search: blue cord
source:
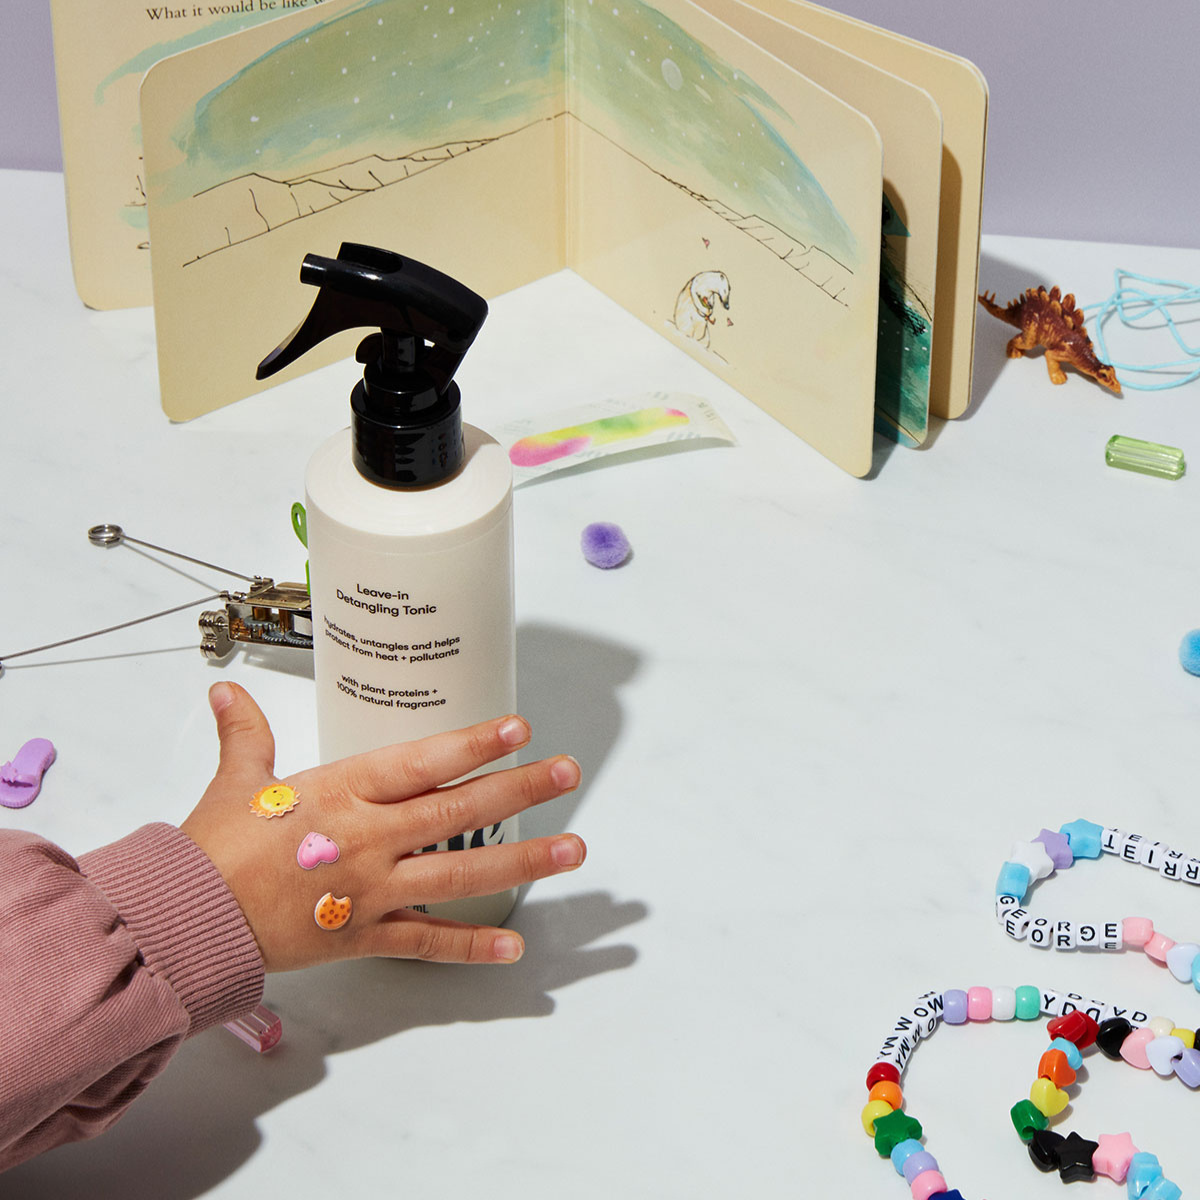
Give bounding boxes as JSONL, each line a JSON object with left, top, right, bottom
{"left": 1081, "top": 269, "right": 1200, "bottom": 391}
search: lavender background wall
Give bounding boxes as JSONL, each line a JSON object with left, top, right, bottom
{"left": 2, "top": 0, "right": 1196, "bottom": 247}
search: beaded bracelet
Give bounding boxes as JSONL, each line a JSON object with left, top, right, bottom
{"left": 862, "top": 986, "right": 1186, "bottom": 1198}
{"left": 994, "top": 820, "right": 1200, "bottom": 990}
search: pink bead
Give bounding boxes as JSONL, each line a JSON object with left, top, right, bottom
{"left": 967, "top": 987, "right": 992, "bottom": 1021}
{"left": 1123, "top": 916, "right": 1152, "bottom": 945}
{"left": 1145, "top": 931, "right": 1176, "bottom": 963}
{"left": 910, "top": 1169, "right": 948, "bottom": 1200}
{"left": 1120, "top": 1026, "right": 1155, "bottom": 1070}
{"left": 1093, "top": 1132, "right": 1139, "bottom": 1182}
{"left": 1123, "top": 917, "right": 1154, "bottom": 947}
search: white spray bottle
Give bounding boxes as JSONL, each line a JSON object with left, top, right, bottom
{"left": 258, "top": 244, "right": 517, "bottom": 926}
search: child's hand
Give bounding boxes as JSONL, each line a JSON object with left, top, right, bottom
{"left": 181, "top": 682, "right": 585, "bottom": 972}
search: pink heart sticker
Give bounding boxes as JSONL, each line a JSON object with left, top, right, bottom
{"left": 297, "top": 831, "right": 340, "bottom": 870}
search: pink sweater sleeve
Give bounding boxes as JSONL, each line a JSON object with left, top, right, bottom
{"left": 0, "top": 823, "right": 264, "bottom": 1171}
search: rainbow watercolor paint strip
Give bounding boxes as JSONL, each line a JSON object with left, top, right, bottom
{"left": 497, "top": 394, "right": 735, "bottom": 484}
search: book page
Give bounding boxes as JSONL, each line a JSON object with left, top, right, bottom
{"left": 567, "top": 0, "right": 883, "bottom": 476}
{"left": 141, "top": 0, "right": 567, "bottom": 419}
{"left": 48, "top": 0, "right": 345, "bottom": 310}
{"left": 764, "top": 0, "right": 987, "bottom": 420}
{"left": 694, "top": 0, "right": 941, "bottom": 447}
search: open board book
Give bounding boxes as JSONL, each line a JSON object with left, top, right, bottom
{"left": 49, "top": 0, "right": 986, "bottom": 475}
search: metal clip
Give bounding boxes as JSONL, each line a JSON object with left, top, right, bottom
{"left": 199, "top": 581, "right": 314, "bottom": 659}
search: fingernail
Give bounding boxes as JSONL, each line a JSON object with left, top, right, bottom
{"left": 497, "top": 716, "right": 530, "bottom": 747}
{"left": 494, "top": 933, "right": 524, "bottom": 962}
{"left": 551, "top": 835, "right": 585, "bottom": 869}
{"left": 550, "top": 756, "right": 581, "bottom": 791}
{"left": 209, "top": 682, "right": 235, "bottom": 714}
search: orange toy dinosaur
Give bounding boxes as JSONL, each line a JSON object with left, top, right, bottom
{"left": 978, "top": 285, "right": 1121, "bottom": 393}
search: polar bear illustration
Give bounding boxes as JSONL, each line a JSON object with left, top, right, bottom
{"left": 673, "top": 270, "right": 731, "bottom": 350}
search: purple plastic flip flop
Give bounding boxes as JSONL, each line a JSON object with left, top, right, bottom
{"left": 0, "top": 738, "right": 56, "bottom": 809}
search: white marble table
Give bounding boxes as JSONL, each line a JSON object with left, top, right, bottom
{"left": 3, "top": 166, "right": 1200, "bottom": 1198}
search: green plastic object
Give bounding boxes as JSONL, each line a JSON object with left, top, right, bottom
{"left": 1105, "top": 434, "right": 1186, "bottom": 480}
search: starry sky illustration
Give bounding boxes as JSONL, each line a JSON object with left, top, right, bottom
{"left": 163, "top": 0, "right": 856, "bottom": 261}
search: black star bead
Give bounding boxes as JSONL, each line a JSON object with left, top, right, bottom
{"left": 1028, "top": 1129, "right": 1065, "bottom": 1172}
{"left": 1095, "top": 1017, "right": 1133, "bottom": 1060}
{"left": 1057, "top": 1131, "right": 1098, "bottom": 1183}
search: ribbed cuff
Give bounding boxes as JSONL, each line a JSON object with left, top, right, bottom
{"left": 79, "top": 824, "right": 265, "bottom": 1036}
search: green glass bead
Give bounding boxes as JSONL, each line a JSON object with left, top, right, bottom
{"left": 1105, "top": 435, "right": 1186, "bottom": 480}
{"left": 1010, "top": 1098, "right": 1049, "bottom": 1142}
{"left": 872, "top": 1108, "right": 923, "bottom": 1157}
{"left": 1014, "top": 986, "right": 1041, "bottom": 1020}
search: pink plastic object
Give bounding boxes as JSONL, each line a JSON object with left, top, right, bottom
{"left": 296, "top": 831, "right": 340, "bottom": 869}
{"left": 0, "top": 738, "right": 56, "bottom": 809}
{"left": 223, "top": 1004, "right": 283, "bottom": 1053}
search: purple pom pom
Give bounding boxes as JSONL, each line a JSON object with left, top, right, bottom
{"left": 581, "top": 522, "right": 631, "bottom": 569}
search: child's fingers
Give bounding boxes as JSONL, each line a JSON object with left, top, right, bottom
{"left": 209, "top": 682, "right": 276, "bottom": 782}
{"left": 329, "top": 714, "right": 533, "bottom": 804}
{"left": 390, "top": 834, "right": 587, "bottom": 908}
{"left": 366, "top": 911, "right": 528, "bottom": 964}
{"left": 393, "top": 755, "right": 580, "bottom": 855}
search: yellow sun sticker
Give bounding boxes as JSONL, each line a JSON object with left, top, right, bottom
{"left": 249, "top": 783, "right": 300, "bottom": 819}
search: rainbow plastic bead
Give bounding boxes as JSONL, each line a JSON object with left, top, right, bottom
{"left": 1009, "top": 840, "right": 1056, "bottom": 880}
{"left": 1144, "top": 932, "right": 1176, "bottom": 964}
{"left": 1093, "top": 1132, "right": 1139, "bottom": 1182}
{"left": 1037, "top": 1047, "right": 1076, "bottom": 1087}
{"left": 1060, "top": 819, "right": 1103, "bottom": 858}
{"left": 889, "top": 1138, "right": 924, "bottom": 1176}
{"left": 992, "top": 985, "right": 1017, "bottom": 1020}
{"left": 1120, "top": 1027, "right": 1154, "bottom": 1069}
{"left": 1047, "top": 1036, "right": 1083, "bottom": 1070}
{"left": 872, "top": 1109, "right": 922, "bottom": 1157}
{"left": 1126, "top": 1152, "right": 1163, "bottom": 1198}
{"left": 996, "top": 861, "right": 1032, "bottom": 901}
{"left": 869, "top": 1080, "right": 903, "bottom": 1108}
{"left": 1010, "top": 1098, "right": 1049, "bottom": 1141}
{"left": 1146, "top": 1016, "right": 1176, "bottom": 1038}
{"left": 1123, "top": 917, "right": 1154, "bottom": 947}
{"left": 909, "top": 1169, "right": 947, "bottom": 1200}
{"left": 1015, "top": 986, "right": 1041, "bottom": 1020}
{"left": 900, "top": 1150, "right": 938, "bottom": 1184}
{"left": 1046, "top": 1010, "right": 1098, "bottom": 1048}
{"left": 862, "top": 1099, "right": 894, "bottom": 1135}
{"left": 943, "top": 989, "right": 968, "bottom": 1024}
{"left": 1165, "top": 941, "right": 1199, "bottom": 982}
{"left": 1029, "top": 1076, "right": 1069, "bottom": 1117}
{"left": 1170, "top": 1028, "right": 1194, "bottom": 1049}
{"left": 1173, "top": 1047, "right": 1200, "bottom": 1087}
{"left": 867, "top": 1062, "right": 901, "bottom": 1090}
{"left": 967, "top": 986, "right": 991, "bottom": 1020}
{"left": 1144, "top": 1178, "right": 1183, "bottom": 1200}
{"left": 1145, "top": 1035, "right": 1185, "bottom": 1077}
